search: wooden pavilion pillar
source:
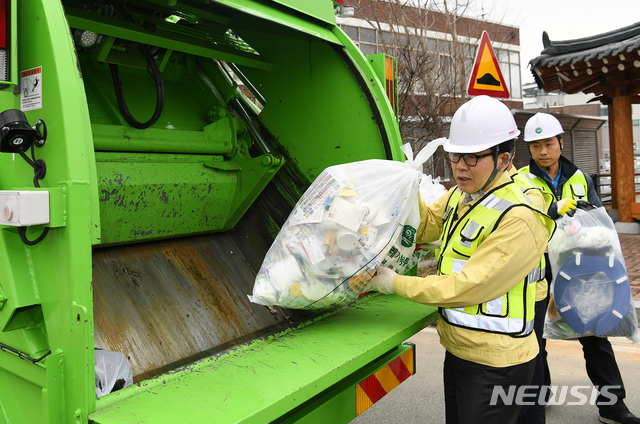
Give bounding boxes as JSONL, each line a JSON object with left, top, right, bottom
{"left": 608, "top": 105, "right": 618, "bottom": 209}
{"left": 610, "top": 92, "right": 634, "bottom": 222}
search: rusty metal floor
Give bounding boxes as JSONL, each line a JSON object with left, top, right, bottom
{"left": 92, "top": 180, "right": 313, "bottom": 381}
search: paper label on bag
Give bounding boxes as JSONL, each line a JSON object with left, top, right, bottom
{"left": 301, "top": 237, "right": 326, "bottom": 265}
{"left": 289, "top": 171, "right": 342, "bottom": 226}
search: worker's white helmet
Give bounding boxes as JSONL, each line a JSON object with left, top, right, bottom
{"left": 523, "top": 112, "right": 564, "bottom": 142}
{"left": 444, "top": 95, "right": 520, "bottom": 154}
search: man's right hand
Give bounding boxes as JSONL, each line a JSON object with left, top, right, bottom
{"left": 368, "top": 266, "right": 396, "bottom": 294}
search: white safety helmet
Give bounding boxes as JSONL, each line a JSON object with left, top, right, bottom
{"left": 444, "top": 95, "right": 520, "bottom": 154}
{"left": 523, "top": 112, "right": 564, "bottom": 142}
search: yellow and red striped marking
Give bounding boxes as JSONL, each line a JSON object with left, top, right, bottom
{"left": 356, "top": 348, "right": 414, "bottom": 415}
{"left": 385, "top": 56, "right": 396, "bottom": 110}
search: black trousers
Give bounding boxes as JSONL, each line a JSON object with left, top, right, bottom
{"left": 517, "top": 300, "right": 628, "bottom": 424}
{"left": 579, "top": 335, "right": 628, "bottom": 415}
{"left": 444, "top": 350, "right": 536, "bottom": 424}
{"left": 516, "top": 296, "right": 551, "bottom": 424}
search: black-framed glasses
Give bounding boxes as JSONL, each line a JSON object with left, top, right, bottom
{"left": 447, "top": 152, "right": 493, "bottom": 166}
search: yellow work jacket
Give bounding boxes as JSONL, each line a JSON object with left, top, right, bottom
{"left": 437, "top": 182, "right": 555, "bottom": 336}
{"left": 394, "top": 172, "right": 555, "bottom": 367}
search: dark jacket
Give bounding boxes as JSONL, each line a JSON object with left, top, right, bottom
{"left": 528, "top": 156, "right": 602, "bottom": 219}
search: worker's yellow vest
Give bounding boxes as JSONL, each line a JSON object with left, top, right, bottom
{"left": 518, "top": 165, "right": 589, "bottom": 203}
{"left": 512, "top": 172, "right": 554, "bottom": 208}
{"left": 511, "top": 172, "right": 551, "bottom": 294}
{"left": 437, "top": 182, "right": 555, "bottom": 336}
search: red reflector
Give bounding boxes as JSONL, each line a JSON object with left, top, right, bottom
{"left": 356, "top": 346, "right": 415, "bottom": 415}
{"left": 388, "top": 355, "right": 411, "bottom": 383}
{"left": 358, "top": 374, "right": 387, "bottom": 404}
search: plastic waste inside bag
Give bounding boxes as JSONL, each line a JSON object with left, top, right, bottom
{"left": 95, "top": 348, "right": 134, "bottom": 398}
{"left": 249, "top": 139, "right": 447, "bottom": 310}
{"left": 544, "top": 204, "right": 639, "bottom": 343}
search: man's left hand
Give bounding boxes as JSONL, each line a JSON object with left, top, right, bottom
{"left": 557, "top": 198, "right": 577, "bottom": 216}
{"left": 368, "top": 266, "right": 396, "bottom": 294}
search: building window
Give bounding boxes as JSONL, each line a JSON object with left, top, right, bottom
{"left": 496, "top": 49, "right": 521, "bottom": 99}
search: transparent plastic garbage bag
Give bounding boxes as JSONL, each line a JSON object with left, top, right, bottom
{"left": 544, "top": 204, "right": 639, "bottom": 343}
{"left": 249, "top": 139, "right": 447, "bottom": 310}
{"left": 95, "top": 349, "right": 134, "bottom": 398}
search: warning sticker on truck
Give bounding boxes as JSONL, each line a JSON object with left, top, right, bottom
{"left": 20, "top": 67, "right": 42, "bottom": 111}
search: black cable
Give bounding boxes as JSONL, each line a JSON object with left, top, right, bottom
{"left": 19, "top": 147, "right": 45, "bottom": 188}
{"left": 17, "top": 144, "right": 48, "bottom": 245}
{"left": 0, "top": 342, "right": 51, "bottom": 363}
{"left": 17, "top": 226, "right": 50, "bottom": 246}
{"left": 110, "top": 43, "right": 165, "bottom": 129}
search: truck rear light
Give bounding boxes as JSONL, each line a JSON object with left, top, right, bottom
{"left": 0, "top": 0, "right": 8, "bottom": 81}
{"left": 356, "top": 343, "right": 415, "bottom": 415}
{"left": 73, "top": 29, "right": 100, "bottom": 48}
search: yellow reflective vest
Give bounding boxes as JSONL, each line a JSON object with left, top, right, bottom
{"left": 511, "top": 170, "right": 552, "bottom": 301}
{"left": 437, "top": 182, "right": 555, "bottom": 336}
{"left": 517, "top": 165, "right": 589, "bottom": 203}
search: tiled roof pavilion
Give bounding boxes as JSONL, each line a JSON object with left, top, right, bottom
{"left": 529, "top": 22, "right": 640, "bottom": 224}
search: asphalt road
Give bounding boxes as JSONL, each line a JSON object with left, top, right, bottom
{"left": 351, "top": 325, "right": 640, "bottom": 424}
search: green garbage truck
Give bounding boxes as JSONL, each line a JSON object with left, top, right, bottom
{"left": 0, "top": 0, "right": 438, "bottom": 422}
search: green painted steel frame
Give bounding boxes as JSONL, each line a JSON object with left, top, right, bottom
{"left": 0, "top": 1, "right": 423, "bottom": 423}
{"left": 275, "top": 343, "right": 416, "bottom": 424}
{"left": 0, "top": 1, "right": 97, "bottom": 423}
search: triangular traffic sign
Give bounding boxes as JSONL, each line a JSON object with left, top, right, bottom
{"left": 467, "top": 31, "right": 510, "bottom": 98}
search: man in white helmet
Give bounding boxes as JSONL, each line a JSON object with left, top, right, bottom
{"left": 519, "top": 112, "right": 601, "bottom": 218}
{"left": 368, "top": 96, "right": 555, "bottom": 424}
{"left": 517, "top": 112, "right": 639, "bottom": 424}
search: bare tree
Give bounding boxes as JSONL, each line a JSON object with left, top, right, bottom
{"left": 348, "top": 0, "right": 518, "bottom": 180}
{"left": 354, "top": 1, "right": 474, "bottom": 149}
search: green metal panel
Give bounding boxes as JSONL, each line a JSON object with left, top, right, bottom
{"left": 277, "top": 344, "right": 415, "bottom": 424}
{"left": 89, "top": 295, "right": 437, "bottom": 424}
{"left": 270, "top": 0, "right": 337, "bottom": 25}
{"left": 65, "top": 9, "right": 272, "bottom": 71}
{"left": 227, "top": 20, "right": 399, "bottom": 181}
{"left": 212, "top": 0, "right": 342, "bottom": 43}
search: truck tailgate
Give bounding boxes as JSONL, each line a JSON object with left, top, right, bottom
{"left": 89, "top": 296, "right": 437, "bottom": 424}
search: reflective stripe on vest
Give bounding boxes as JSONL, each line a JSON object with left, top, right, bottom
{"left": 444, "top": 306, "right": 536, "bottom": 335}
{"left": 437, "top": 182, "right": 554, "bottom": 336}
{"left": 517, "top": 166, "right": 589, "bottom": 203}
